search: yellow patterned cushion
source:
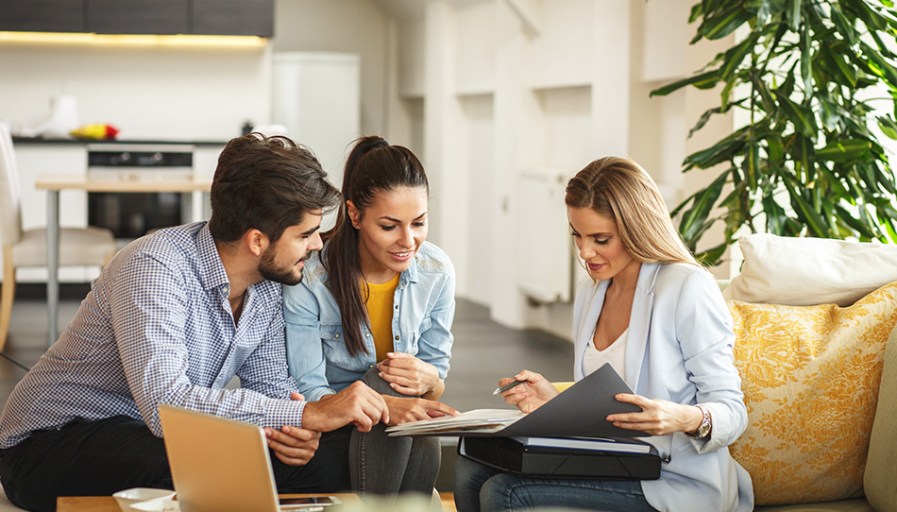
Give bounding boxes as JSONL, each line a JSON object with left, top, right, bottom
{"left": 728, "top": 281, "right": 897, "bottom": 505}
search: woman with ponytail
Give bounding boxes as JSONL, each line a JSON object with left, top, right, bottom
{"left": 283, "top": 136, "right": 457, "bottom": 498}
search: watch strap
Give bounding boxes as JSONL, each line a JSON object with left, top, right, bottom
{"left": 693, "top": 404, "right": 712, "bottom": 439}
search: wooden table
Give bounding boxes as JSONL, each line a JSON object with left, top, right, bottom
{"left": 34, "top": 173, "right": 211, "bottom": 344}
{"left": 57, "top": 493, "right": 362, "bottom": 511}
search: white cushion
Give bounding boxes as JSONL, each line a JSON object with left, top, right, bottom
{"left": 11, "top": 227, "right": 117, "bottom": 267}
{"left": 724, "top": 233, "right": 897, "bottom": 306}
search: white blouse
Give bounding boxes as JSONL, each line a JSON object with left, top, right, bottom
{"left": 582, "top": 328, "right": 628, "bottom": 380}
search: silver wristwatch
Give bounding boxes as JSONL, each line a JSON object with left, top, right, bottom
{"left": 691, "top": 405, "right": 712, "bottom": 439}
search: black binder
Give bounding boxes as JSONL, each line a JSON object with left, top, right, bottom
{"left": 459, "top": 436, "right": 662, "bottom": 480}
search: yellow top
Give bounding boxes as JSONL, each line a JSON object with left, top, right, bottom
{"left": 364, "top": 273, "right": 401, "bottom": 362}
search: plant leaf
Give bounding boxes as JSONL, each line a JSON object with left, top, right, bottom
{"left": 859, "top": 41, "right": 897, "bottom": 87}
{"left": 761, "top": 193, "right": 788, "bottom": 234}
{"left": 833, "top": 203, "right": 878, "bottom": 238}
{"left": 821, "top": 43, "right": 858, "bottom": 87}
{"left": 782, "top": 175, "right": 830, "bottom": 237}
{"left": 785, "top": 0, "right": 801, "bottom": 31}
{"left": 815, "top": 139, "right": 872, "bottom": 162}
{"left": 682, "top": 131, "right": 746, "bottom": 170}
{"left": 721, "top": 33, "right": 758, "bottom": 80}
{"left": 650, "top": 69, "right": 721, "bottom": 97}
{"left": 800, "top": 23, "right": 813, "bottom": 93}
{"left": 695, "top": 242, "right": 728, "bottom": 267}
{"left": 774, "top": 90, "right": 817, "bottom": 136}
{"left": 877, "top": 116, "right": 897, "bottom": 139}
{"left": 700, "top": 6, "right": 752, "bottom": 40}
{"left": 678, "top": 171, "right": 729, "bottom": 243}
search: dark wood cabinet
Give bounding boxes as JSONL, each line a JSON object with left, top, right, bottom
{"left": 0, "top": 0, "right": 84, "bottom": 33}
{"left": 86, "top": 0, "right": 189, "bottom": 35}
{"left": 0, "top": 0, "right": 273, "bottom": 37}
{"left": 191, "top": 0, "right": 273, "bottom": 37}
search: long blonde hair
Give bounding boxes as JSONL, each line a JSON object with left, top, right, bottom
{"left": 564, "top": 157, "right": 698, "bottom": 266}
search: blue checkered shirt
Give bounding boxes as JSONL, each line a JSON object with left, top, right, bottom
{"left": 0, "top": 222, "right": 306, "bottom": 449}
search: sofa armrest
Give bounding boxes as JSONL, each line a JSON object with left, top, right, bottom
{"left": 553, "top": 382, "right": 574, "bottom": 393}
{"left": 864, "top": 325, "right": 897, "bottom": 512}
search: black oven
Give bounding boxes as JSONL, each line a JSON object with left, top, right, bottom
{"left": 87, "top": 144, "right": 194, "bottom": 240}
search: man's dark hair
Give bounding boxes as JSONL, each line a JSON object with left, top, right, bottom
{"left": 209, "top": 133, "right": 341, "bottom": 243}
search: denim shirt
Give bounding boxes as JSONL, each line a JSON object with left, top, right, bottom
{"left": 283, "top": 241, "right": 456, "bottom": 402}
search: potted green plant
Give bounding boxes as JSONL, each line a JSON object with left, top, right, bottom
{"left": 651, "top": 0, "right": 897, "bottom": 265}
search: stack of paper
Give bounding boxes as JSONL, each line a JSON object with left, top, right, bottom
{"left": 386, "top": 409, "right": 524, "bottom": 436}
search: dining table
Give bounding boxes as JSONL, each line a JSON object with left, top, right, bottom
{"left": 35, "top": 173, "right": 211, "bottom": 345}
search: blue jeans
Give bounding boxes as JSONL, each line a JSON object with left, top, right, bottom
{"left": 454, "top": 456, "right": 658, "bottom": 512}
{"left": 348, "top": 368, "right": 440, "bottom": 496}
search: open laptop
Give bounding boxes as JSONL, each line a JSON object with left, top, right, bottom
{"left": 158, "top": 404, "right": 339, "bottom": 512}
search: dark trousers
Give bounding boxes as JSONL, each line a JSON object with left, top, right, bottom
{"left": 0, "top": 415, "right": 349, "bottom": 512}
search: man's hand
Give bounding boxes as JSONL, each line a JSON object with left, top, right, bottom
{"left": 499, "top": 369, "right": 559, "bottom": 413}
{"left": 301, "top": 381, "right": 389, "bottom": 432}
{"left": 264, "top": 426, "right": 320, "bottom": 466}
{"left": 383, "top": 394, "right": 458, "bottom": 426}
{"left": 377, "top": 352, "right": 441, "bottom": 398}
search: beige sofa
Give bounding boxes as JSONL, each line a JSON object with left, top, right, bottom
{"left": 720, "top": 234, "right": 897, "bottom": 511}
{"left": 754, "top": 327, "right": 897, "bottom": 511}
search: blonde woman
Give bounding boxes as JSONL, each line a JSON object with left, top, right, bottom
{"left": 454, "top": 157, "right": 753, "bottom": 512}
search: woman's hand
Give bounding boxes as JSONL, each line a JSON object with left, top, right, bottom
{"left": 499, "top": 370, "right": 559, "bottom": 413}
{"left": 382, "top": 394, "right": 458, "bottom": 426}
{"left": 377, "top": 352, "right": 441, "bottom": 397}
{"left": 606, "top": 394, "right": 704, "bottom": 436}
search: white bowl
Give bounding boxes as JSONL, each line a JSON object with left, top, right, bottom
{"left": 129, "top": 498, "right": 180, "bottom": 511}
{"left": 112, "top": 488, "right": 176, "bottom": 512}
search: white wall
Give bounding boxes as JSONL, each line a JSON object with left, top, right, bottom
{"left": 0, "top": 0, "right": 392, "bottom": 142}
{"left": 0, "top": 43, "right": 271, "bottom": 141}
{"left": 273, "top": 0, "right": 390, "bottom": 137}
{"left": 391, "top": 0, "right": 735, "bottom": 340}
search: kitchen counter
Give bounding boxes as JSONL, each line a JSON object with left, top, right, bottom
{"left": 12, "top": 136, "right": 230, "bottom": 147}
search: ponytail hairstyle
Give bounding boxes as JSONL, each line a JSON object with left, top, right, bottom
{"left": 322, "top": 136, "right": 429, "bottom": 356}
{"left": 565, "top": 157, "right": 698, "bottom": 266}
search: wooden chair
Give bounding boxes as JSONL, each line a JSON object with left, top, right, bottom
{"left": 0, "top": 125, "right": 117, "bottom": 351}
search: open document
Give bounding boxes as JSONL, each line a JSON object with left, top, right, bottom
{"left": 387, "top": 363, "right": 649, "bottom": 438}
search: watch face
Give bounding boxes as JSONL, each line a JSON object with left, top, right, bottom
{"left": 696, "top": 405, "right": 711, "bottom": 438}
{"left": 698, "top": 422, "right": 711, "bottom": 438}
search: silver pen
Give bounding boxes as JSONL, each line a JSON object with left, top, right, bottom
{"left": 492, "top": 380, "right": 526, "bottom": 395}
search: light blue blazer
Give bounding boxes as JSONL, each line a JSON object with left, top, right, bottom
{"left": 572, "top": 262, "right": 753, "bottom": 512}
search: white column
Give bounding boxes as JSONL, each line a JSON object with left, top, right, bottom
{"left": 487, "top": 0, "right": 541, "bottom": 328}
{"left": 590, "top": 0, "right": 631, "bottom": 158}
{"left": 423, "top": 1, "right": 471, "bottom": 295}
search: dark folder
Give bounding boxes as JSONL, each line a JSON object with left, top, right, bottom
{"left": 495, "top": 363, "right": 645, "bottom": 438}
{"left": 387, "top": 363, "right": 650, "bottom": 439}
{"left": 459, "top": 436, "right": 662, "bottom": 480}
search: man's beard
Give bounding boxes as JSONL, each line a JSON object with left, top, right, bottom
{"left": 258, "top": 245, "right": 305, "bottom": 286}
